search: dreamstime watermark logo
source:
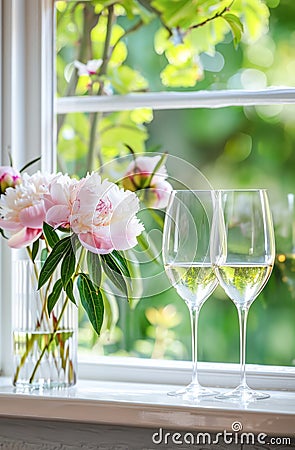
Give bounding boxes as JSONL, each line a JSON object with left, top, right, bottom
{"left": 151, "top": 422, "right": 292, "bottom": 446}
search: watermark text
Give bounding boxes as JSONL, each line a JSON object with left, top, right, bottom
{"left": 152, "top": 422, "right": 292, "bottom": 446}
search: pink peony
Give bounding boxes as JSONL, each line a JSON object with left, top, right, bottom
{"left": 45, "top": 172, "right": 144, "bottom": 254}
{"left": 122, "top": 156, "right": 173, "bottom": 209}
{"left": 0, "top": 172, "right": 52, "bottom": 248}
{"left": 43, "top": 173, "right": 78, "bottom": 229}
{"left": 0, "top": 166, "right": 21, "bottom": 195}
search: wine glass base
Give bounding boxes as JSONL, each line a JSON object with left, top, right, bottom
{"left": 168, "top": 383, "right": 217, "bottom": 400}
{"left": 215, "top": 384, "right": 270, "bottom": 403}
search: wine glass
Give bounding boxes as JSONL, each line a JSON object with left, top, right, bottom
{"left": 211, "top": 189, "right": 275, "bottom": 402}
{"left": 162, "top": 190, "right": 218, "bottom": 400}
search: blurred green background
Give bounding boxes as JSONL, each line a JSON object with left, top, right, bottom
{"left": 55, "top": 0, "right": 295, "bottom": 366}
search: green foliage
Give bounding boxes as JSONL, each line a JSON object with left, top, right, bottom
{"left": 31, "top": 239, "right": 39, "bottom": 263}
{"left": 101, "top": 253, "right": 129, "bottom": 298}
{"left": 87, "top": 251, "right": 102, "bottom": 289}
{"left": 61, "top": 245, "right": 76, "bottom": 288}
{"left": 38, "top": 236, "right": 72, "bottom": 289}
{"left": 223, "top": 14, "right": 244, "bottom": 47}
{"left": 107, "top": 66, "right": 148, "bottom": 94}
{"left": 0, "top": 228, "right": 7, "bottom": 239}
{"left": 40, "top": 221, "right": 135, "bottom": 335}
{"left": 43, "top": 223, "right": 59, "bottom": 249}
{"left": 47, "top": 279, "right": 63, "bottom": 315}
{"left": 65, "top": 278, "right": 76, "bottom": 305}
{"left": 77, "top": 273, "right": 105, "bottom": 335}
{"left": 56, "top": 0, "right": 270, "bottom": 175}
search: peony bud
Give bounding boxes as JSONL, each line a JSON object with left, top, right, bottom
{"left": 0, "top": 166, "right": 21, "bottom": 195}
{"left": 140, "top": 180, "right": 173, "bottom": 209}
{"left": 122, "top": 156, "right": 173, "bottom": 209}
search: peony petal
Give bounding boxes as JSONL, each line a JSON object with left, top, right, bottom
{"left": 109, "top": 218, "right": 144, "bottom": 250}
{"left": 19, "top": 203, "right": 46, "bottom": 229}
{"left": 50, "top": 181, "right": 68, "bottom": 204}
{"left": 46, "top": 205, "right": 70, "bottom": 229}
{"left": 0, "top": 218, "right": 22, "bottom": 232}
{"left": 110, "top": 190, "right": 140, "bottom": 221}
{"left": 7, "top": 227, "right": 42, "bottom": 249}
{"left": 150, "top": 180, "right": 173, "bottom": 209}
{"left": 124, "top": 156, "right": 168, "bottom": 186}
{"left": 43, "top": 194, "right": 56, "bottom": 212}
{"left": 78, "top": 230, "right": 114, "bottom": 255}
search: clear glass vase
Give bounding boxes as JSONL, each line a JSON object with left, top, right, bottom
{"left": 12, "top": 259, "right": 78, "bottom": 390}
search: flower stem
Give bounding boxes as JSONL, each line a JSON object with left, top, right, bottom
{"left": 27, "top": 247, "right": 54, "bottom": 329}
{"left": 13, "top": 334, "right": 36, "bottom": 385}
{"left": 27, "top": 248, "right": 85, "bottom": 385}
{"left": 28, "top": 297, "right": 70, "bottom": 384}
{"left": 13, "top": 250, "right": 60, "bottom": 385}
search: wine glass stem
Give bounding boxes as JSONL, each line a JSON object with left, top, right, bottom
{"left": 238, "top": 306, "right": 249, "bottom": 388}
{"left": 190, "top": 307, "right": 200, "bottom": 385}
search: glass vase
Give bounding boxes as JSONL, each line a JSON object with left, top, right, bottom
{"left": 12, "top": 259, "right": 78, "bottom": 390}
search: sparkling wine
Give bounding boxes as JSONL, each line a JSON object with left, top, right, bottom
{"left": 165, "top": 262, "right": 217, "bottom": 308}
{"left": 216, "top": 264, "right": 273, "bottom": 307}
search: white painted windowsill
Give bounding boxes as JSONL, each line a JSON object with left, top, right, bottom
{"left": 0, "top": 376, "right": 294, "bottom": 438}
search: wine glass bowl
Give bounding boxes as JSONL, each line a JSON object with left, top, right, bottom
{"left": 211, "top": 189, "right": 275, "bottom": 402}
{"left": 162, "top": 190, "right": 218, "bottom": 400}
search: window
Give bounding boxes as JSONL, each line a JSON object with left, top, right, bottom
{"left": 1, "top": 0, "right": 295, "bottom": 387}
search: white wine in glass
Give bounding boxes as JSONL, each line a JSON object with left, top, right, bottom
{"left": 211, "top": 189, "right": 275, "bottom": 402}
{"left": 162, "top": 190, "right": 218, "bottom": 400}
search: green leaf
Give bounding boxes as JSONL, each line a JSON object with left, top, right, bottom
{"left": 99, "top": 111, "right": 148, "bottom": 156}
{"left": 41, "top": 248, "right": 49, "bottom": 266}
{"left": 43, "top": 222, "right": 59, "bottom": 249}
{"left": 223, "top": 13, "right": 244, "bottom": 47}
{"left": 101, "top": 255, "right": 129, "bottom": 298}
{"left": 107, "top": 65, "right": 148, "bottom": 94}
{"left": 38, "top": 236, "right": 72, "bottom": 289}
{"left": 241, "top": 0, "right": 269, "bottom": 43}
{"left": 65, "top": 278, "right": 76, "bottom": 305}
{"left": 31, "top": 239, "right": 40, "bottom": 263}
{"left": 160, "top": 62, "right": 203, "bottom": 87}
{"left": 0, "top": 228, "right": 7, "bottom": 239}
{"left": 87, "top": 251, "right": 102, "bottom": 289}
{"left": 109, "top": 250, "right": 131, "bottom": 278}
{"left": 19, "top": 156, "right": 41, "bottom": 173}
{"left": 47, "top": 279, "right": 63, "bottom": 315}
{"left": 145, "top": 152, "right": 167, "bottom": 187}
{"left": 151, "top": 0, "right": 199, "bottom": 28}
{"left": 77, "top": 273, "right": 104, "bottom": 336}
{"left": 61, "top": 245, "right": 76, "bottom": 288}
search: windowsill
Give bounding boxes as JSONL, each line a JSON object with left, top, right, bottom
{"left": 0, "top": 376, "right": 294, "bottom": 436}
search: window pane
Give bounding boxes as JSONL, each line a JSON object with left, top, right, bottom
{"left": 56, "top": 1, "right": 295, "bottom": 98}
{"left": 55, "top": 1, "right": 295, "bottom": 367}
{"left": 57, "top": 105, "right": 295, "bottom": 366}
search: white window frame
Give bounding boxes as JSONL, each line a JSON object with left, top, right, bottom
{"left": 1, "top": 0, "right": 295, "bottom": 391}
{"left": 0, "top": 0, "right": 54, "bottom": 375}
